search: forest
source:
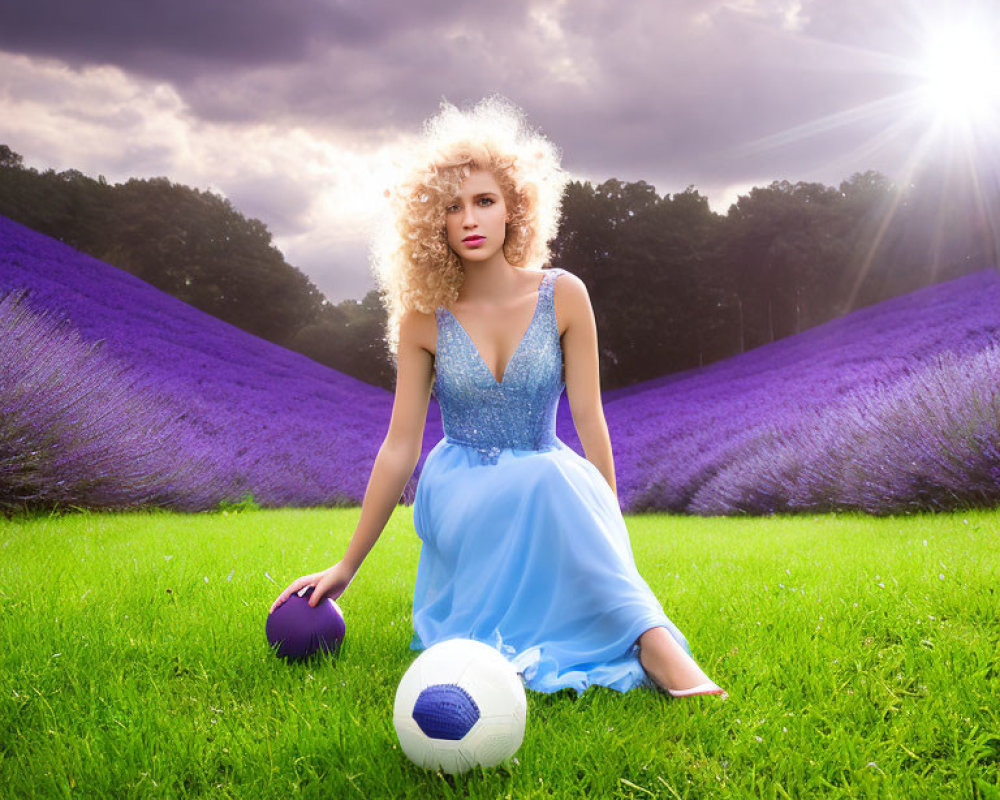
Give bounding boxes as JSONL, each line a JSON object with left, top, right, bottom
{"left": 1, "top": 144, "right": 995, "bottom": 391}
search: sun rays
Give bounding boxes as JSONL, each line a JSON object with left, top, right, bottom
{"left": 725, "top": 3, "right": 1000, "bottom": 307}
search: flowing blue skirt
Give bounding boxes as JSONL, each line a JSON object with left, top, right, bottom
{"left": 410, "top": 436, "right": 691, "bottom": 696}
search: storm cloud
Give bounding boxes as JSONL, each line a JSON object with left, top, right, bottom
{"left": 1, "top": 0, "right": 995, "bottom": 300}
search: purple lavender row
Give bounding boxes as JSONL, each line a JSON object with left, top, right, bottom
{"left": 0, "top": 288, "right": 228, "bottom": 512}
{"left": 2, "top": 212, "right": 998, "bottom": 514}
{"left": 593, "top": 267, "right": 1000, "bottom": 512}
{"left": 0, "top": 214, "right": 420, "bottom": 512}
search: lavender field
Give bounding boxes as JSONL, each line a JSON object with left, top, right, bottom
{"left": 603, "top": 267, "right": 1000, "bottom": 514}
{"left": 1, "top": 213, "right": 998, "bottom": 515}
{"left": 1, "top": 214, "right": 397, "bottom": 513}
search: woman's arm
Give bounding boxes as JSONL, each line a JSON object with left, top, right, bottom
{"left": 557, "top": 273, "right": 618, "bottom": 499}
{"left": 341, "top": 309, "right": 436, "bottom": 573}
{"left": 270, "top": 309, "right": 435, "bottom": 611}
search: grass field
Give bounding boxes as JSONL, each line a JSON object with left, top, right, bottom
{"left": 1, "top": 506, "right": 997, "bottom": 799}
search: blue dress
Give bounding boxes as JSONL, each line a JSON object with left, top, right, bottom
{"left": 410, "top": 267, "right": 691, "bottom": 695}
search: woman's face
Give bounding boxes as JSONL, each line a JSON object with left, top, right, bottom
{"left": 443, "top": 168, "right": 509, "bottom": 263}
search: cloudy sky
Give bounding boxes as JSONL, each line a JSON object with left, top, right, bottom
{"left": 1, "top": 0, "right": 998, "bottom": 301}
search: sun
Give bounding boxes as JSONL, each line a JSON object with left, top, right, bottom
{"left": 917, "top": 22, "right": 1000, "bottom": 130}
{"left": 719, "top": 4, "right": 1000, "bottom": 310}
{"left": 725, "top": 5, "right": 1000, "bottom": 169}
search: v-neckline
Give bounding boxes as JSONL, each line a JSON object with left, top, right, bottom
{"left": 441, "top": 272, "right": 548, "bottom": 387}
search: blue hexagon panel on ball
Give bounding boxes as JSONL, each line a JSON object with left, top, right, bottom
{"left": 412, "top": 684, "right": 481, "bottom": 739}
{"left": 393, "top": 638, "right": 527, "bottom": 774}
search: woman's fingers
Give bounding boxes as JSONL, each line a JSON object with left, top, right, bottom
{"left": 270, "top": 576, "right": 312, "bottom": 614}
{"left": 268, "top": 568, "right": 342, "bottom": 612}
{"left": 307, "top": 577, "right": 326, "bottom": 606}
{"left": 309, "top": 570, "right": 343, "bottom": 606}
{"left": 269, "top": 591, "right": 288, "bottom": 615}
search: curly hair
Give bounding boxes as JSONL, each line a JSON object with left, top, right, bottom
{"left": 369, "top": 94, "right": 571, "bottom": 365}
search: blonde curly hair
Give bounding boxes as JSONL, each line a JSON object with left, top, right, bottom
{"left": 369, "top": 94, "right": 571, "bottom": 365}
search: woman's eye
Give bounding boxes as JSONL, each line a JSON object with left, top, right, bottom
{"left": 446, "top": 198, "right": 493, "bottom": 212}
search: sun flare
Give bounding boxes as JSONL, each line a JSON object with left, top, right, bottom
{"left": 726, "top": 4, "right": 1000, "bottom": 314}
{"left": 918, "top": 24, "right": 1000, "bottom": 128}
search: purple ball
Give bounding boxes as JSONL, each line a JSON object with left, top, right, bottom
{"left": 266, "top": 586, "right": 346, "bottom": 660}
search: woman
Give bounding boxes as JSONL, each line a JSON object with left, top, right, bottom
{"left": 271, "top": 95, "right": 725, "bottom": 699}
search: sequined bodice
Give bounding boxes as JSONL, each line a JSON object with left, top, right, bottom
{"left": 433, "top": 268, "right": 567, "bottom": 465}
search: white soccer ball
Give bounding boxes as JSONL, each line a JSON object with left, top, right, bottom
{"left": 393, "top": 637, "right": 527, "bottom": 774}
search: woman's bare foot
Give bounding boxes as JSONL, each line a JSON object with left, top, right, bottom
{"left": 638, "top": 627, "right": 726, "bottom": 697}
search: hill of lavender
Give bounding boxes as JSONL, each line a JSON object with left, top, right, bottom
{"left": 0, "top": 214, "right": 401, "bottom": 513}
{"left": 2, "top": 214, "right": 998, "bottom": 515}
{"left": 601, "top": 265, "right": 1000, "bottom": 513}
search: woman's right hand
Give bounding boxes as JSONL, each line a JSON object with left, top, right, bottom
{"left": 269, "top": 561, "right": 356, "bottom": 615}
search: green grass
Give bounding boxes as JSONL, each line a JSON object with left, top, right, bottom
{"left": 1, "top": 506, "right": 998, "bottom": 799}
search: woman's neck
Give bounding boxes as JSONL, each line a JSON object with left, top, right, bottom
{"left": 456, "top": 258, "right": 525, "bottom": 305}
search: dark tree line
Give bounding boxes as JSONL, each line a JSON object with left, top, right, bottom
{"left": 552, "top": 167, "right": 997, "bottom": 387}
{"left": 0, "top": 145, "right": 397, "bottom": 388}
{"left": 2, "top": 144, "right": 995, "bottom": 392}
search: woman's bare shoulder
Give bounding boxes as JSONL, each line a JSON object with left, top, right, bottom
{"left": 550, "top": 269, "right": 588, "bottom": 336}
{"left": 400, "top": 306, "right": 439, "bottom": 356}
{"left": 550, "top": 267, "right": 587, "bottom": 295}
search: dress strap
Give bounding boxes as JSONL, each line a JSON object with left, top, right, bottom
{"left": 539, "top": 268, "right": 568, "bottom": 323}
{"left": 540, "top": 267, "right": 566, "bottom": 301}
